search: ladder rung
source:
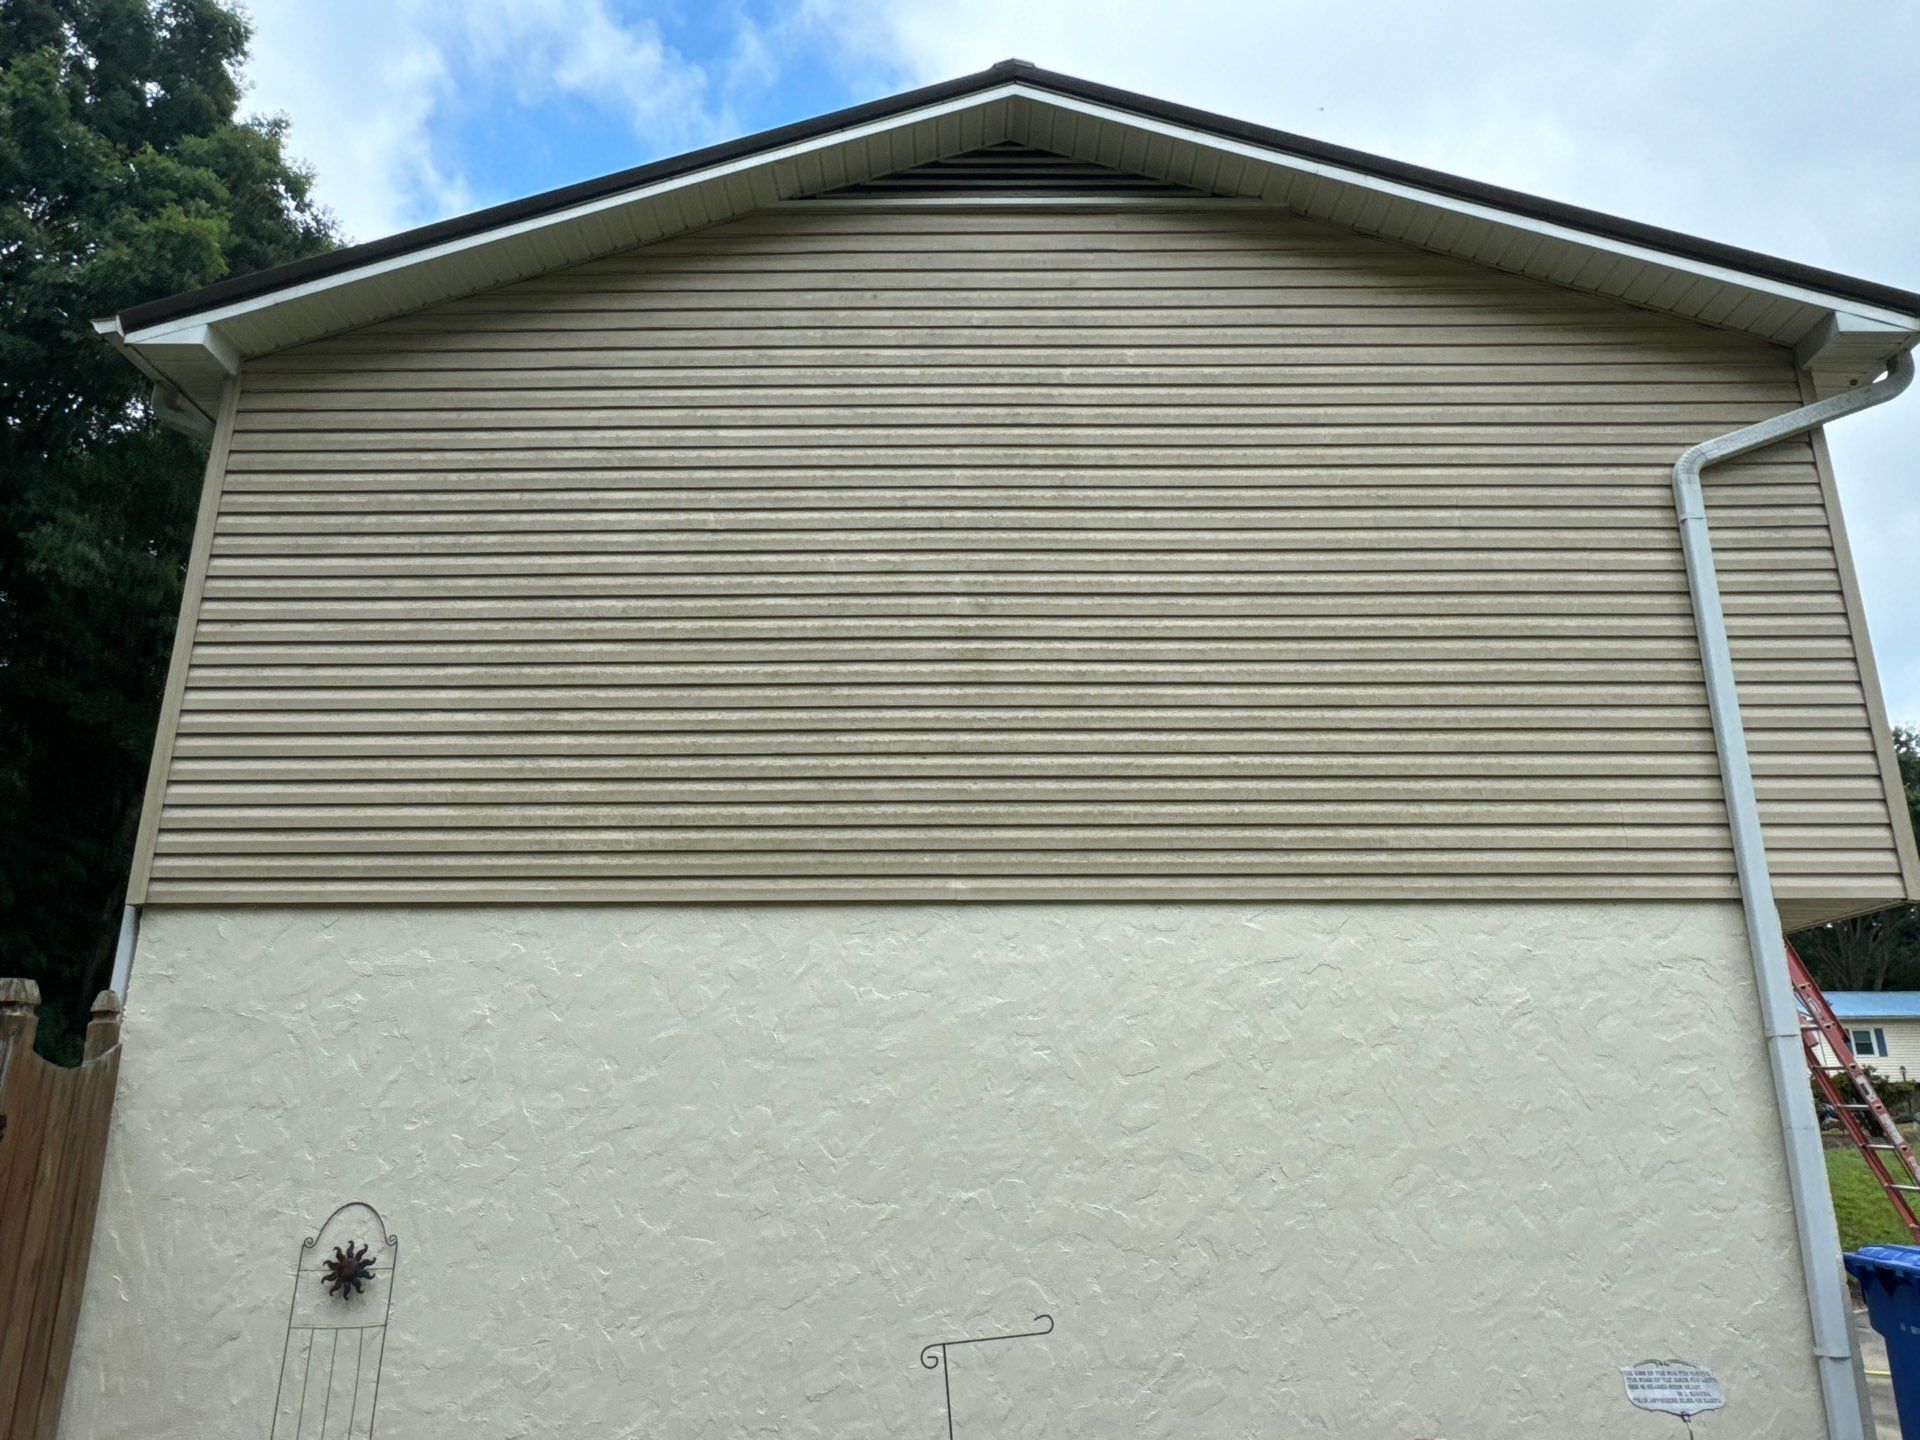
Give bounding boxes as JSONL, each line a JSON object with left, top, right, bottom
{"left": 1890, "top": 1185, "right": 1920, "bottom": 1193}
{"left": 1840, "top": 1103, "right": 1877, "bottom": 1110}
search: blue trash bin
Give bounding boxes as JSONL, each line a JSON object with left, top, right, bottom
{"left": 1846, "top": 1245, "right": 1920, "bottom": 1435}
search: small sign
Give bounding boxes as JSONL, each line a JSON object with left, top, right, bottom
{"left": 1620, "top": 1360, "right": 1725, "bottom": 1420}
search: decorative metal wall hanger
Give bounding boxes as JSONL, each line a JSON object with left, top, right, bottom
{"left": 918, "top": 1313, "right": 1055, "bottom": 1439}
{"left": 270, "top": 1202, "right": 398, "bottom": 1440}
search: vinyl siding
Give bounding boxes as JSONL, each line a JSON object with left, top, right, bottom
{"left": 1814, "top": 1019, "right": 1920, "bottom": 1082}
{"left": 133, "top": 203, "right": 1911, "bottom": 917}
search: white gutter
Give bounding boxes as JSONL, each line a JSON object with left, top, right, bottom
{"left": 1674, "top": 345, "right": 1916, "bottom": 1440}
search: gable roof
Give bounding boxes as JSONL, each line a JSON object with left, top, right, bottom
{"left": 97, "top": 58, "right": 1920, "bottom": 427}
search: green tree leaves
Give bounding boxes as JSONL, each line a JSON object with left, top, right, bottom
{"left": 0, "top": 0, "right": 335, "bottom": 1059}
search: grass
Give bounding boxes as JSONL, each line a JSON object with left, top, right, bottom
{"left": 1827, "top": 1144, "right": 1920, "bottom": 1253}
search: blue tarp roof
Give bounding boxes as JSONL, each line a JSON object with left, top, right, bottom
{"left": 1823, "top": 993, "right": 1920, "bottom": 1021}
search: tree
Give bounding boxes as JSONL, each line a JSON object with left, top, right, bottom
{"left": 0, "top": 0, "right": 335, "bottom": 1059}
{"left": 1792, "top": 726, "right": 1920, "bottom": 991}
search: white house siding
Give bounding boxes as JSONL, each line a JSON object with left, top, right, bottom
{"left": 1815, "top": 1017, "right": 1920, "bottom": 1081}
{"left": 65, "top": 900, "right": 1825, "bottom": 1438}
{"left": 132, "top": 202, "right": 1913, "bottom": 925}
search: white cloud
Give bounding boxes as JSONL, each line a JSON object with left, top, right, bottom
{"left": 425, "top": 0, "right": 722, "bottom": 145}
{"left": 237, "top": 0, "right": 729, "bottom": 242}
{"left": 238, "top": 0, "right": 462, "bottom": 239}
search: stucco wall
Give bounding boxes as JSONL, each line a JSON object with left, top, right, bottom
{"left": 65, "top": 901, "right": 1823, "bottom": 1437}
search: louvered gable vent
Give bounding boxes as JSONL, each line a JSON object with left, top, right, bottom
{"left": 810, "top": 141, "right": 1220, "bottom": 198}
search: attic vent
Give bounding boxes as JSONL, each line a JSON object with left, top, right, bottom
{"left": 812, "top": 142, "right": 1218, "bottom": 199}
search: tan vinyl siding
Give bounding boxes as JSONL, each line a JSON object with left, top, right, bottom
{"left": 132, "top": 204, "right": 1909, "bottom": 916}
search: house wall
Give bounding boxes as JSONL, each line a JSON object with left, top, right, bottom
{"left": 65, "top": 900, "right": 1827, "bottom": 1438}
{"left": 128, "top": 202, "right": 1913, "bottom": 925}
{"left": 1816, "top": 1016, "right": 1920, "bottom": 1081}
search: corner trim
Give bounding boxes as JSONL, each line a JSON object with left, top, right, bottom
{"left": 125, "top": 378, "right": 242, "bottom": 903}
{"left": 1797, "top": 368, "right": 1920, "bottom": 902}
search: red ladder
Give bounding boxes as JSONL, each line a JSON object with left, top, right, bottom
{"left": 1789, "top": 940, "right": 1920, "bottom": 1242}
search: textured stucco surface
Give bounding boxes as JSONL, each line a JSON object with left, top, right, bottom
{"left": 65, "top": 901, "right": 1824, "bottom": 1437}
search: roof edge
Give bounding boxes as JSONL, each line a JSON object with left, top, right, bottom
{"left": 1008, "top": 64, "right": 1920, "bottom": 320}
{"left": 113, "top": 57, "right": 1920, "bottom": 336}
{"left": 114, "top": 60, "right": 1033, "bottom": 334}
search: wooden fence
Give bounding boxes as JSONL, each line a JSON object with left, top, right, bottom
{"left": 0, "top": 980, "right": 124, "bottom": 1440}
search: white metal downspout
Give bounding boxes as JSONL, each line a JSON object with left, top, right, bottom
{"left": 110, "top": 903, "right": 141, "bottom": 999}
{"left": 1674, "top": 346, "right": 1915, "bottom": 1440}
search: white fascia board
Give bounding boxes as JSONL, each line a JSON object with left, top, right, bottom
{"left": 92, "top": 315, "right": 219, "bottom": 431}
{"left": 170, "top": 324, "right": 240, "bottom": 375}
{"left": 117, "top": 81, "right": 1920, "bottom": 359}
{"left": 1794, "top": 311, "right": 1918, "bottom": 369}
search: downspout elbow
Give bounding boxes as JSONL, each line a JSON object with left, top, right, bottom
{"left": 1675, "top": 348, "right": 1914, "bottom": 517}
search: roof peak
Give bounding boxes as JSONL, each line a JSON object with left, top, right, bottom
{"left": 113, "top": 59, "right": 1920, "bottom": 334}
{"left": 100, "top": 59, "right": 1920, "bottom": 424}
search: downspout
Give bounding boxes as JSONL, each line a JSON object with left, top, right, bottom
{"left": 1674, "top": 345, "right": 1915, "bottom": 1440}
{"left": 109, "top": 903, "right": 140, "bottom": 1000}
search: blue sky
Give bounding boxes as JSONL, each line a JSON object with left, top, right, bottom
{"left": 236, "top": 0, "right": 1920, "bottom": 722}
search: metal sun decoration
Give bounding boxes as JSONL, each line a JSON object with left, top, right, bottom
{"left": 322, "top": 1241, "right": 377, "bottom": 1299}
{"left": 270, "top": 1202, "right": 398, "bottom": 1440}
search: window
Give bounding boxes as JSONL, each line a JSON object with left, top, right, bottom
{"left": 1851, "top": 1028, "right": 1889, "bottom": 1058}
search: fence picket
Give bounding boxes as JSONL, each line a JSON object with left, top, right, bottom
{"left": 0, "top": 984, "right": 125, "bottom": 1439}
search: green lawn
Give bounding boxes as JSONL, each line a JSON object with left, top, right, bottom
{"left": 1827, "top": 1145, "right": 1919, "bottom": 1253}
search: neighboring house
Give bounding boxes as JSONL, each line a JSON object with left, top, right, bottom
{"left": 1818, "top": 993, "right": 1920, "bottom": 1080}
{"left": 66, "top": 62, "right": 1920, "bottom": 1440}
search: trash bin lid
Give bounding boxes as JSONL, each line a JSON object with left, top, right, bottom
{"left": 1846, "top": 1246, "right": 1920, "bottom": 1285}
